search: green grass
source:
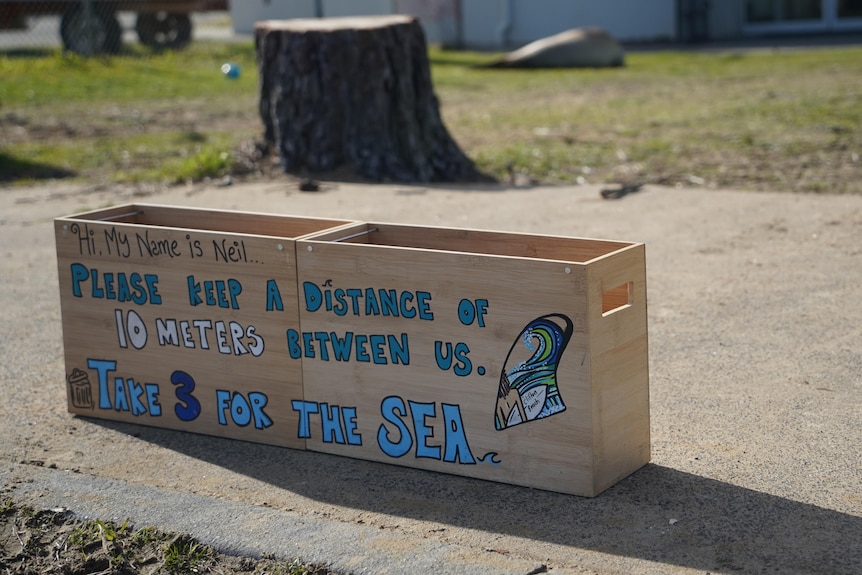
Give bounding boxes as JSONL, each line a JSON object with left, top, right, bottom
{"left": 0, "top": 42, "right": 260, "bottom": 185}
{"left": 1, "top": 42, "right": 861, "bottom": 192}
{"left": 0, "top": 44, "right": 257, "bottom": 106}
{"left": 6, "top": 131, "right": 238, "bottom": 183}
{"left": 430, "top": 46, "right": 862, "bottom": 192}
{"left": 163, "top": 534, "right": 215, "bottom": 573}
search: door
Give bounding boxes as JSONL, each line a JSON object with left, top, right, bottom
{"left": 835, "top": 0, "right": 862, "bottom": 29}
{"left": 745, "top": 0, "right": 862, "bottom": 32}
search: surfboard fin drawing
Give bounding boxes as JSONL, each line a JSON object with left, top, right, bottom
{"left": 495, "top": 314, "right": 574, "bottom": 430}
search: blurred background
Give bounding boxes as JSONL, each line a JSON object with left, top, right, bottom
{"left": 1, "top": 1, "right": 860, "bottom": 193}
{"left": 0, "top": 1, "right": 234, "bottom": 54}
{"left": 3, "top": 1, "right": 861, "bottom": 55}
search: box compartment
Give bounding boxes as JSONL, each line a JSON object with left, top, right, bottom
{"left": 54, "top": 204, "right": 355, "bottom": 448}
{"left": 296, "top": 222, "right": 649, "bottom": 496}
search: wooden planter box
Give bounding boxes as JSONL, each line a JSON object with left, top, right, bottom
{"left": 54, "top": 204, "right": 354, "bottom": 449}
{"left": 295, "top": 222, "right": 650, "bottom": 496}
{"left": 55, "top": 206, "right": 649, "bottom": 496}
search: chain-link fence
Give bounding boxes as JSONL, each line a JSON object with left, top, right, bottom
{"left": 0, "top": 1, "right": 230, "bottom": 55}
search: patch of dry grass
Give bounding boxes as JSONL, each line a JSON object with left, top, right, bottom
{"left": 432, "top": 47, "right": 862, "bottom": 193}
{"left": 1, "top": 43, "right": 860, "bottom": 192}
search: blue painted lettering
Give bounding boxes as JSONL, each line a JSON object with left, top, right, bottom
{"left": 249, "top": 393, "right": 273, "bottom": 429}
{"left": 303, "top": 282, "right": 323, "bottom": 311}
{"left": 113, "top": 377, "right": 129, "bottom": 411}
{"left": 355, "top": 334, "right": 370, "bottom": 362}
{"left": 377, "top": 397, "right": 475, "bottom": 463}
{"left": 291, "top": 400, "right": 362, "bottom": 445}
{"left": 314, "top": 332, "right": 330, "bottom": 360}
{"left": 330, "top": 332, "right": 353, "bottom": 361}
{"left": 144, "top": 275, "right": 161, "bottom": 304}
{"left": 116, "top": 274, "right": 132, "bottom": 302}
{"left": 320, "top": 403, "right": 345, "bottom": 444}
{"left": 369, "top": 334, "right": 387, "bottom": 364}
{"left": 302, "top": 332, "right": 315, "bottom": 358}
{"left": 217, "top": 390, "right": 272, "bottom": 429}
{"left": 333, "top": 289, "right": 348, "bottom": 315}
{"left": 409, "top": 401, "right": 440, "bottom": 460}
{"left": 129, "top": 380, "right": 148, "bottom": 416}
{"left": 291, "top": 400, "right": 319, "bottom": 438}
{"left": 434, "top": 341, "right": 473, "bottom": 376}
{"left": 187, "top": 276, "right": 242, "bottom": 309}
{"left": 70, "top": 263, "right": 159, "bottom": 304}
{"left": 378, "top": 396, "right": 413, "bottom": 458}
{"left": 145, "top": 384, "right": 160, "bottom": 415}
{"left": 302, "top": 282, "right": 433, "bottom": 320}
{"left": 346, "top": 288, "right": 363, "bottom": 315}
{"left": 416, "top": 292, "right": 433, "bottom": 320}
{"left": 458, "top": 298, "right": 489, "bottom": 327}
{"left": 266, "top": 279, "right": 284, "bottom": 311}
{"left": 103, "top": 273, "right": 115, "bottom": 299}
{"left": 285, "top": 330, "right": 409, "bottom": 365}
{"left": 441, "top": 403, "right": 475, "bottom": 464}
{"left": 342, "top": 406, "right": 362, "bottom": 445}
{"left": 400, "top": 292, "right": 415, "bottom": 318}
{"left": 86, "top": 358, "right": 162, "bottom": 416}
{"left": 287, "top": 329, "right": 302, "bottom": 359}
{"left": 171, "top": 370, "right": 201, "bottom": 422}
{"left": 379, "top": 289, "right": 397, "bottom": 315}
{"left": 365, "top": 289, "right": 380, "bottom": 315}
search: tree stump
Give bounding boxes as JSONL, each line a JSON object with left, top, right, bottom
{"left": 255, "top": 15, "right": 482, "bottom": 183}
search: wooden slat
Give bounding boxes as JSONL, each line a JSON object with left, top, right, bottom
{"left": 61, "top": 203, "right": 351, "bottom": 239}
{"left": 589, "top": 334, "right": 650, "bottom": 494}
{"left": 312, "top": 222, "right": 636, "bottom": 263}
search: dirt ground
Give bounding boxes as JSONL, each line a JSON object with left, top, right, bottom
{"left": 4, "top": 62, "right": 861, "bottom": 194}
{"left": 0, "top": 497, "right": 335, "bottom": 575}
{"left": 1, "top": 177, "right": 860, "bottom": 575}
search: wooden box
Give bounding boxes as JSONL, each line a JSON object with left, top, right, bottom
{"left": 54, "top": 204, "right": 354, "bottom": 449}
{"left": 295, "top": 222, "right": 649, "bottom": 496}
{"left": 55, "top": 206, "right": 649, "bottom": 496}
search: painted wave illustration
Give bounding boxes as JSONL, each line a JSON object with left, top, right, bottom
{"left": 495, "top": 314, "right": 574, "bottom": 430}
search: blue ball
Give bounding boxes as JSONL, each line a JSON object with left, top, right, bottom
{"left": 221, "top": 63, "right": 240, "bottom": 79}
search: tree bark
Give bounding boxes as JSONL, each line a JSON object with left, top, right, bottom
{"left": 255, "top": 15, "right": 482, "bottom": 183}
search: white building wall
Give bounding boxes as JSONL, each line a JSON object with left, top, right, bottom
{"left": 233, "top": 0, "right": 679, "bottom": 46}
{"left": 460, "top": 0, "right": 677, "bottom": 49}
{"left": 231, "top": 0, "right": 452, "bottom": 42}
{"left": 323, "top": 0, "right": 395, "bottom": 18}
{"left": 508, "top": 0, "right": 580, "bottom": 45}
{"left": 231, "top": 0, "right": 317, "bottom": 35}
{"left": 577, "top": 0, "right": 677, "bottom": 42}
{"left": 460, "top": 0, "right": 509, "bottom": 48}
{"left": 395, "top": 0, "right": 459, "bottom": 45}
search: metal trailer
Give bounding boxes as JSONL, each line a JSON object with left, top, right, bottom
{"left": 0, "top": 0, "right": 228, "bottom": 54}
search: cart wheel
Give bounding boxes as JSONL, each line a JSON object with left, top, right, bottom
{"left": 135, "top": 13, "right": 192, "bottom": 50}
{"left": 60, "top": 5, "right": 122, "bottom": 56}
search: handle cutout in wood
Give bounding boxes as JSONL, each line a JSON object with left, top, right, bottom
{"left": 602, "top": 282, "right": 633, "bottom": 316}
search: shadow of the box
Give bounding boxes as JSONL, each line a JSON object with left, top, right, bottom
{"left": 89, "top": 419, "right": 860, "bottom": 574}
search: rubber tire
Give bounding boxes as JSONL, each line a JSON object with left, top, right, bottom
{"left": 135, "top": 12, "right": 192, "bottom": 50}
{"left": 60, "top": 5, "right": 122, "bottom": 56}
